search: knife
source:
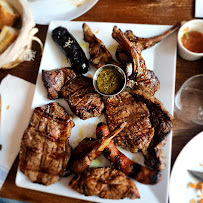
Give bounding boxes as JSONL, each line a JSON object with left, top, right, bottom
{"left": 188, "top": 170, "right": 203, "bottom": 182}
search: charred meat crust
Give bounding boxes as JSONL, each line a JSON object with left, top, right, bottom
{"left": 83, "top": 23, "right": 120, "bottom": 68}
{"left": 42, "top": 67, "right": 76, "bottom": 100}
{"left": 130, "top": 90, "right": 173, "bottom": 171}
{"left": 69, "top": 167, "right": 140, "bottom": 199}
{"left": 42, "top": 67, "right": 104, "bottom": 120}
{"left": 52, "top": 26, "right": 89, "bottom": 74}
{"left": 105, "top": 91, "right": 154, "bottom": 153}
{"left": 112, "top": 26, "right": 160, "bottom": 96}
{"left": 96, "top": 122, "right": 161, "bottom": 185}
{"left": 19, "top": 102, "right": 74, "bottom": 186}
{"left": 70, "top": 122, "right": 126, "bottom": 174}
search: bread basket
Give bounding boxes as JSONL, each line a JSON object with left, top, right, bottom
{"left": 0, "top": 0, "right": 42, "bottom": 69}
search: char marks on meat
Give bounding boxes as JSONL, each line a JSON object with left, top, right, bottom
{"left": 42, "top": 67, "right": 104, "bottom": 120}
{"left": 112, "top": 26, "right": 160, "bottom": 96}
{"left": 83, "top": 23, "right": 119, "bottom": 68}
{"left": 69, "top": 167, "right": 140, "bottom": 199}
{"left": 19, "top": 102, "right": 75, "bottom": 185}
{"left": 131, "top": 90, "right": 173, "bottom": 171}
{"left": 106, "top": 91, "right": 154, "bottom": 153}
{"left": 70, "top": 122, "right": 126, "bottom": 174}
{"left": 42, "top": 67, "right": 76, "bottom": 100}
{"left": 61, "top": 75, "right": 104, "bottom": 120}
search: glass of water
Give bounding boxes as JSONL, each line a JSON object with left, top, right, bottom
{"left": 174, "top": 74, "right": 203, "bottom": 125}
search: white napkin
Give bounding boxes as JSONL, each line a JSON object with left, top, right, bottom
{"left": 0, "top": 75, "right": 35, "bottom": 190}
{"left": 195, "top": 0, "right": 203, "bottom": 18}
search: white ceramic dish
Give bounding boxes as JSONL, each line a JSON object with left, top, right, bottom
{"left": 177, "top": 19, "right": 203, "bottom": 61}
{"left": 170, "top": 131, "right": 203, "bottom": 203}
{"left": 15, "top": 21, "right": 177, "bottom": 203}
{"left": 28, "top": 0, "right": 98, "bottom": 25}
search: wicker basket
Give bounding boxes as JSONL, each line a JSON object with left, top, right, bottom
{"left": 0, "top": 0, "right": 42, "bottom": 69}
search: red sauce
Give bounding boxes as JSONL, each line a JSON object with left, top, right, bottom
{"left": 181, "top": 31, "right": 203, "bottom": 53}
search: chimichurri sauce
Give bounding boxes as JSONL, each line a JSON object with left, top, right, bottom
{"left": 96, "top": 68, "right": 124, "bottom": 95}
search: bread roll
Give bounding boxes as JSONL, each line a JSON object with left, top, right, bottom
{"left": 0, "top": 25, "right": 19, "bottom": 54}
{"left": 0, "top": 0, "right": 19, "bottom": 29}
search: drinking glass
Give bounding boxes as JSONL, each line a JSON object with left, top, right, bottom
{"left": 174, "top": 74, "right": 203, "bottom": 125}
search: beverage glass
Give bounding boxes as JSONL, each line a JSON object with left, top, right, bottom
{"left": 174, "top": 74, "right": 203, "bottom": 125}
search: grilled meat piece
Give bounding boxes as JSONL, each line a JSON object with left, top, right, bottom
{"left": 127, "top": 69, "right": 160, "bottom": 96}
{"left": 105, "top": 91, "right": 154, "bottom": 153}
{"left": 19, "top": 102, "right": 75, "bottom": 185}
{"left": 83, "top": 23, "right": 119, "bottom": 68}
{"left": 113, "top": 24, "right": 180, "bottom": 95}
{"left": 131, "top": 90, "right": 173, "bottom": 171}
{"left": 61, "top": 75, "right": 104, "bottom": 120}
{"left": 96, "top": 122, "right": 161, "bottom": 185}
{"left": 52, "top": 26, "right": 89, "bottom": 74}
{"left": 42, "top": 67, "right": 104, "bottom": 120}
{"left": 69, "top": 167, "right": 140, "bottom": 199}
{"left": 71, "top": 122, "right": 127, "bottom": 174}
{"left": 112, "top": 26, "right": 160, "bottom": 95}
{"left": 118, "top": 23, "right": 181, "bottom": 56}
{"left": 42, "top": 67, "right": 76, "bottom": 100}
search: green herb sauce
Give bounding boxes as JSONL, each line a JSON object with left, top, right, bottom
{"left": 96, "top": 68, "right": 124, "bottom": 95}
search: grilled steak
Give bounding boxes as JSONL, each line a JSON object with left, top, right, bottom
{"left": 42, "top": 67, "right": 104, "bottom": 120}
{"left": 19, "top": 102, "right": 75, "bottom": 185}
{"left": 42, "top": 67, "right": 76, "bottom": 100}
{"left": 61, "top": 75, "right": 104, "bottom": 120}
{"left": 131, "top": 90, "right": 173, "bottom": 171}
{"left": 105, "top": 91, "right": 154, "bottom": 153}
{"left": 69, "top": 167, "right": 140, "bottom": 199}
{"left": 83, "top": 23, "right": 119, "bottom": 68}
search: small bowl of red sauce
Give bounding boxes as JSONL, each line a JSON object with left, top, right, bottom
{"left": 178, "top": 19, "right": 203, "bottom": 61}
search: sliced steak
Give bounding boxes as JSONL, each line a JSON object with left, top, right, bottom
{"left": 131, "top": 90, "right": 173, "bottom": 171}
{"left": 61, "top": 75, "right": 104, "bottom": 120}
{"left": 42, "top": 67, "right": 104, "bottom": 120}
{"left": 19, "top": 102, "right": 75, "bottom": 185}
{"left": 42, "top": 67, "right": 76, "bottom": 100}
{"left": 105, "top": 91, "right": 154, "bottom": 153}
{"left": 69, "top": 167, "right": 140, "bottom": 199}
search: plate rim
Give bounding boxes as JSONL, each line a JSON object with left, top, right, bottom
{"left": 170, "top": 131, "right": 203, "bottom": 203}
{"left": 16, "top": 20, "right": 177, "bottom": 203}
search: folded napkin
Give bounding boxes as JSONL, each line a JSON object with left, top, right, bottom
{"left": 195, "top": 0, "right": 203, "bottom": 18}
{"left": 0, "top": 75, "right": 35, "bottom": 190}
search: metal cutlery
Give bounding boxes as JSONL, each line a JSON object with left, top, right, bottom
{"left": 188, "top": 170, "right": 203, "bottom": 182}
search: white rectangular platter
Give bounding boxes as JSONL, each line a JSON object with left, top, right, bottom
{"left": 16, "top": 21, "right": 177, "bottom": 203}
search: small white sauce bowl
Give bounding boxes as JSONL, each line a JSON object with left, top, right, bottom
{"left": 177, "top": 19, "right": 203, "bottom": 61}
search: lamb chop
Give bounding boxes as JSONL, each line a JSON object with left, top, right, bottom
{"left": 83, "top": 23, "right": 120, "bottom": 68}
{"left": 112, "top": 26, "right": 160, "bottom": 95}
{"left": 115, "top": 23, "right": 181, "bottom": 65}
{"left": 19, "top": 102, "right": 75, "bottom": 185}
{"left": 105, "top": 91, "right": 154, "bottom": 154}
{"left": 69, "top": 167, "right": 140, "bottom": 199}
{"left": 131, "top": 90, "right": 173, "bottom": 171}
{"left": 42, "top": 67, "right": 104, "bottom": 120}
{"left": 71, "top": 122, "right": 127, "bottom": 174}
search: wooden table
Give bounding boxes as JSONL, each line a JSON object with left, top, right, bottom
{"left": 0, "top": 0, "right": 202, "bottom": 202}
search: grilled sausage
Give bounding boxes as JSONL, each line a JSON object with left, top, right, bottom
{"left": 52, "top": 26, "right": 89, "bottom": 74}
{"left": 71, "top": 122, "right": 127, "bottom": 174}
{"left": 96, "top": 122, "right": 161, "bottom": 185}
